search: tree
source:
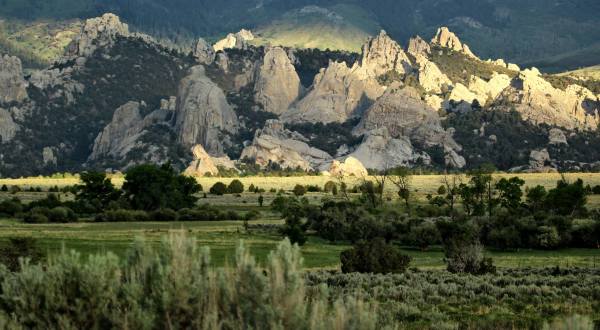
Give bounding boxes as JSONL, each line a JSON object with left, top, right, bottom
{"left": 323, "top": 181, "right": 337, "bottom": 193}
{"left": 495, "top": 177, "right": 525, "bottom": 212}
{"left": 258, "top": 195, "right": 264, "bottom": 207}
{"left": 442, "top": 174, "right": 462, "bottom": 218}
{"left": 436, "top": 219, "right": 495, "bottom": 275}
{"left": 409, "top": 221, "right": 441, "bottom": 251}
{"left": 389, "top": 167, "right": 411, "bottom": 209}
{"left": 545, "top": 179, "right": 587, "bottom": 216}
{"left": 227, "top": 180, "right": 244, "bottom": 194}
{"left": 340, "top": 238, "right": 412, "bottom": 274}
{"left": 0, "top": 237, "right": 45, "bottom": 272}
{"left": 526, "top": 185, "right": 547, "bottom": 213}
{"left": 292, "top": 185, "right": 306, "bottom": 196}
{"left": 210, "top": 182, "right": 227, "bottom": 195}
{"left": 76, "top": 171, "right": 120, "bottom": 211}
{"left": 122, "top": 164, "right": 201, "bottom": 211}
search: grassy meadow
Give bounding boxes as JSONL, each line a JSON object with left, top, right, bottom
{"left": 1, "top": 173, "right": 600, "bottom": 270}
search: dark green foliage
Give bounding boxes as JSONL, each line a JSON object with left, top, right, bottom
{"left": 437, "top": 219, "right": 495, "bottom": 275}
{"left": 341, "top": 238, "right": 411, "bottom": 274}
{"left": 292, "top": 184, "right": 307, "bottom": 196}
{"left": 47, "top": 206, "right": 77, "bottom": 223}
{"left": 227, "top": 179, "right": 244, "bottom": 194}
{"left": 209, "top": 182, "right": 227, "bottom": 195}
{"left": 544, "top": 179, "right": 587, "bottom": 216}
{"left": 150, "top": 208, "right": 179, "bottom": 222}
{"left": 526, "top": 185, "right": 547, "bottom": 213}
{"left": 122, "top": 164, "right": 201, "bottom": 211}
{"left": 495, "top": 177, "right": 525, "bottom": 211}
{"left": 258, "top": 195, "right": 264, "bottom": 207}
{"left": 407, "top": 221, "right": 441, "bottom": 251}
{"left": 281, "top": 217, "right": 307, "bottom": 246}
{"left": 95, "top": 209, "right": 150, "bottom": 222}
{"left": 0, "top": 185, "right": 7, "bottom": 192}
{"left": 0, "top": 198, "right": 23, "bottom": 217}
{"left": 287, "top": 118, "right": 363, "bottom": 156}
{"left": 0, "top": 237, "right": 44, "bottom": 272}
{"left": 75, "top": 171, "right": 120, "bottom": 212}
{"left": 323, "top": 181, "right": 337, "bottom": 193}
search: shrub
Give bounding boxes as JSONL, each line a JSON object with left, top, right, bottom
{"left": 95, "top": 209, "right": 150, "bottom": 222}
{"left": 150, "top": 208, "right": 179, "bottom": 221}
{"left": 292, "top": 184, "right": 307, "bottom": 196}
{"left": 437, "top": 185, "right": 447, "bottom": 195}
{"left": 227, "top": 180, "right": 244, "bottom": 194}
{"left": 244, "top": 210, "right": 261, "bottom": 221}
{"left": 0, "top": 184, "right": 7, "bottom": 192}
{"left": 341, "top": 238, "right": 412, "bottom": 274}
{"left": 48, "top": 207, "right": 77, "bottom": 223}
{"left": 306, "top": 185, "right": 321, "bottom": 192}
{"left": 210, "top": 182, "right": 227, "bottom": 195}
{"left": 536, "top": 226, "right": 561, "bottom": 249}
{"left": 0, "top": 237, "right": 45, "bottom": 272}
{"left": 0, "top": 199, "right": 23, "bottom": 216}
{"left": 445, "top": 242, "right": 496, "bottom": 275}
{"left": 23, "top": 207, "right": 50, "bottom": 224}
{"left": 592, "top": 185, "right": 600, "bottom": 195}
{"left": 408, "top": 221, "right": 441, "bottom": 251}
{"left": 324, "top": 181, "right": 337, "bottom": 193}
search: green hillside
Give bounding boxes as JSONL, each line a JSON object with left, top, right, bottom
{"left": 559, "top": 65, "right": 600, "bottom": 80}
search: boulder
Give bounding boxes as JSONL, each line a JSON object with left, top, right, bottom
{"left": 184, "top": 144, "right": 220, "bottom": 177}
{"left": 0, "top": 55, "right": 28, "bottom": 104}
{"left": 414, "top": 54, "right": 452, "bottom": 94}
{"left": 466, "top": 73, "right": 511, "bottom": 105}
{"left": 67, "top": 13, "right": 129, "bottom": 58}
{"left": 548, "top": 128, "right": 568, "bottom": 145}
{"left": 326, "top": 157, "right": 368, "bottom": 177}
{"left": 192, "top": 38, "right": 215, "bottom": 65}
{"left": 254, "top": 47, "right": 302, "bottom": 115}
{"left": 42, "top": 147, "right": 57, "bottom": 166}
{"left": 431, "top": 27, "right": 477, "bottom": 58}
{"left": 240, "top": 120, "right": 332, "bottom": 171}
{"left": 0, "top": 108, "right": 18, "bottom": 143}
{"left": 174, "top": 66, "right": 238, "bottom": 155}
{"left": 449, "top": 83, "right": 478, "bottom": 105}
{"left": 529, "top": 148, "right": 551, "bottom": 168}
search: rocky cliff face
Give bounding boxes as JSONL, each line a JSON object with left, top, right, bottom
{"left": 355, "top": 30, "right": 412, "bottom": 78}
{"left": 0, "top": 55, "right": 28, "bottom": 104}
{"left": 67, "top": 13, "right": 129, "bottom": 58}
{"left": 496, "top": 68, "right": 600, "bottom": 130}
{"left": 254, "top": 47, "right": 303, "bottom": 114}
{"left": 0, "top": 108, "right": 18, "bottom": 143}
{"left": 431, "top": 27, "right": 477, "bottom": 58}
{"left": 213, "top": 29, "right": 255, "bottom": 52}
{"left": 184, "top": 144, "right": 237, "bottom": 177}
{"left": 407, "top": 36, "right": 431, "bottom": 58}
{"left": 174, "top": 66, "right": 239, "bottom": 155}
{"left": 193, "top": 38, "right": 216, "bottom": 65}
{"left": 240, "top": 120, "right": 332, "bottom": 171}
{"left": 90, "top": 102, "right": 144, "bottom": 160}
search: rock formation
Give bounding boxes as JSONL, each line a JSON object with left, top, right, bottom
{"left": 407, "top": 36, "right": 431, "bottom": 58}
{"left": 326, "top": 157, "right": 368, "bottom": 177}
{"left": 0, "top": 108, "right": 18, "bottom": 143}
{"left": 431, "top": 27, "right": 477, "bottom": 58}
{"left": 42, "top": 147, "right": 58, "bottom": 166}
{"left": 183, "top": 144, "right": 236, "bottom": 177}
{"left": 465, "top": 73, "right": 512, "bottom": 105}
{"left": 90, "top": 101, "right": 144, "bottom": 160}
{"left": 497, "top": 68, "right": 600, "bottom": 130}
{"left": 174, "top": 66, "right": 238, "bottom": 155}
{"left": 414, "top": 55, "right": 452, "bottom": 94}
{"left": 193, "top": 38, "right": 215, "bottom": 65}
{"left": 254, "top": 47, "right": 302, "bottom": 115}
{"left": 283, "top": 61, "right": 384, "bottom": 123}
{"left": 240, "top": 120, "right": 332, "bottom": 171}
{"left": 548, "top": 128, "right": 568, "bottom": 145}
{"left": 0, "top": 55, "right": 28, "bottom": 104}
{"left": 529, "top": 148, "right": 551, "bottom": 168}
{"left": 213, "top": 29, "right": 254, "bottom": 52}
{"left": 355, "top": 30, "right": 412, "bottom": 78}
{"left": 67, "top": 13, "right": 129, "bottom": 58}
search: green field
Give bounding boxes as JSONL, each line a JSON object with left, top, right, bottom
{"left": 1, "top": 173, "right": 600, "bottom": 270}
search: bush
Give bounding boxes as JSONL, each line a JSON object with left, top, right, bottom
{"left": 23, "top": 207, "right": 50, "bottom": 224}
{"left": 292, "top": 184, "right": 307, "bottom": 196}
{"left": 0, "top": 237, "right": 45, "bottom": 272}
{"left": 244, "top": 210, "right": 261, "bottom": 221}
{"left": 341, "top": 238, "right": 412, "bottom": 274}
{"left": 306, "top": 185, "right": 321, "bottom": 192}
{"left": 592, "top": 185, "right": 600, "bottom": 195}
{"left": 210, "top": 182, "right": 227, "bottom": 195}
{"left": 0, "top": 184, "right": 7, "bottom": 192}
{"left": 150, "top": 208, "right": 179, "bottom": 221}
{"left": 95, "top": 209, "right": 150, "bottom": 222}
{"left": 227, "top": 180, "right": 244, "bottom": 194}
{"left": 445, "top": 242, "right": 496, "bottom": 275}
{"left": 0, "top": 199, "right": 23, "bottom": 216}
{"left": 324, "top": 181, "right": 337, "bottom": 193}
{"left": 437, "top": 185, "right": 447, "bottom": 195}
{"left": 48, "top": 207, "right": 77, "bottom": 223}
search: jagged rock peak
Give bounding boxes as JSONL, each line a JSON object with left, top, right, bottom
{"left": 254, "top": 46, "right": 302, "bottom": 115}
{"left": 214, "top": 29, "right": 255, "bottom": 52}
{"left": 431, "top": 27, "right": 477, "bottom": 58}
{"left": 67, "top": 13, "right": 130, "bottom": 58}
{"left": 90, "top": 101, "right": 144, "bottom": 160}
{"left": 0, "top": 54, "right": 28, "bottom": 104}
{"left": 357, "top": 30, "right": 412, "bottom": 77}
{"left": 193, "top": 38, "right": 215, "bottom": 65}
{"left": 407, "top": 35, "right": 431, "bottom": 57}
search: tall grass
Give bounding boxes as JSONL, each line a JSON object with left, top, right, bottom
{"left": 0, "top": 233, "right": 385, "bottom": 329}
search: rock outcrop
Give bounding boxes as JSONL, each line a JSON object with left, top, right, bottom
{"left": 67, "top": 13, "right": 129, "bottom": 58}
{"left": 193, "top": 38, "right": 215, "bottom": 65}
{"left": 497, "top": 68, "right": 600, "bottom": 130}
{"left": 90, "top": 101, "right": 144, "bottom": 160}
{"left": 407, "top": 36, "right": 431, "bottom": 58}
{"left": 42, "top": 147, "right": 58, "bottom": 166}
{"left": 465, "top": 73, "right": 512, "bottom": 105}
{"left": 326, "top": 157, "right": 368, "bottom": 177}
{"left": 0, "top": 55, "right": 28, "bottom": 104}
{"left": 213, "top": 29, "right": 254, "bottom": 52}
{"left": 414, "top": 54, "right": 452, "bottom": 94}
{"left": 431, "top": 27, "right": 477, "bottom": 58}
{"left": 184, "top": 144, "right": 236, "bottom": 177}
{"left": 174, "top": 66, "right": 238, "bottom": 155}
{"left": 548, "top": 128, "right": 568, "bottom": 145}
{"left": 240, "top": 120, "right": 332, "bottom": 171}
{"left": 529, "top": 148, "right": 551, "bottom": 168}
{"left": 0, "top": 108, "right": 18, "bottom": 143}
{"left": 356, "top": 30, "right": 412, "bottom": 78}
{"left": 282, "top": 61, "right": 384, "bottom": 123}
{"left": 254, "top": 47, "right": 302, "bottom": 115}
{"left": 346, "top": 128, "right": 429, "bottom": 170}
